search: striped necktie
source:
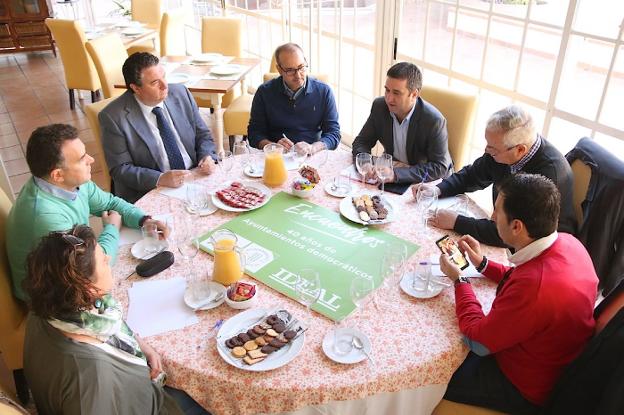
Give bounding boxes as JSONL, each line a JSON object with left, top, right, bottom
{"left": 152, "top": 106, "right": 185, "bottom": 170}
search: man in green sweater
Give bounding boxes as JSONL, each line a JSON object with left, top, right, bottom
{"left": 7, "top": 124, "right": 166, "bottom": 301}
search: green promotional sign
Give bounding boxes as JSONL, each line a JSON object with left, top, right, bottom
{"left": 198, "top": 192, "right": 419, "bottom": 321}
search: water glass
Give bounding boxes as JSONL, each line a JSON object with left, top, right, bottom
{"left": 350, "top": 276, "right": 374, "bottom": 310}
{"left": 218, "top": 150, "right": 234, "bottom": 173}
{"left": 332, "top": 175, "right": 352, "bottom": 195}
{"left": 308, "top": 143, "right": 328, "bottom": 168}
{"left": 412, "top": 261, "right": 432, "bottom": 292}
{"left": 292, "top": 143, "right": 310, "bottom": 167}
{"left": 185, "top": 183, "right": 208, "bottom": 214}
{"left": 295, "top": 269, "right": 321, "bottom": 317}
{"left": 332, "top": 321, "right": 353, "bottom": 356}
{"left": 140, "top": 223, "right": 161, "bottom": 254}
{"left": 233, "top": 141, "right": 250, "bottom": 169}
{"left": 416, "top": 186, "right": 438, "bottom": 227}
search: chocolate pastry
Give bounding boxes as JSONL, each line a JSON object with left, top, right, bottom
{"left": 225, "top": 339, "right": 234, "bottom": 349}
{"left": 230, "top": 337, "right": 244, "bottom": 347}
{"left": 260, "top": 323, "right": 272, "bottom": 330}
{"left": 246, "top": 329, "right": 259, "bottom": 339}
{"left": 266, "top": 315, "right": 280, "bottom": 326}
{"left": 272, "top": 322, "right": 286, "bottom": 333}
{"left": 269, "top": 338, "right": 287, "bottom": 348}
{"left": 283, "top": 330, "right": 297, "bottom": 340}
{"left": 261, "top": 345, "right": 278, "bottom": 354}
{"left": 238, "top": 333, "right": 251, "bottom": 343}
{"left": 252, "top": 325, "right": 266, "bottom": 335}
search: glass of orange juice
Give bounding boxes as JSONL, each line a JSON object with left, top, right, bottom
{"left": 262, "top": 143, "right": 288, "bottom": 187}
{"left": 211, "top": 229, "right": 246, "bottom": 286}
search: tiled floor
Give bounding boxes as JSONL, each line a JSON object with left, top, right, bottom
{"left": 0, "top": 50, "right": 216, "bottom": 199}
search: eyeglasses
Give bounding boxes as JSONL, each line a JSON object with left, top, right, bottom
{"left": 52, "top": 231, "right": 85, "bottom": 249}
{"left": 278, "top": 64, "right": 308, "bottom": 76}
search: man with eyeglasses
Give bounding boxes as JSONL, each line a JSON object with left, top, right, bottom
{"left": 6, "top": 124, "right": 166, "bottom": 301}
{"left": 412, "top": 105, "right": 576, "bottom": 247}
{"left": 352, "top": 62, "right": 453, "bottom": 185}
{"left": 247, "top": 43, "right": 340, "bottom": 154}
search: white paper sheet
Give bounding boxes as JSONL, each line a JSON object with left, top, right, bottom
{"left": 126, "top": 277, "right": 198, "bottom": 337}
{"left": 118, "top": 213, "right": 173, "bottom": 246}
{"left": 158, "top": 184, "right": 189, "bottom": 201}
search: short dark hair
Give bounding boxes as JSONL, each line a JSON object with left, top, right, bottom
{"left": 497, "top": 173, "right": 560, "bottom": 239}
{"left": 122, "top": 52, "right": 160, "bottom": 90}
{"left": 387, "top": 62, "right": 423, "bottom": 92}
{"left": 26, "top": 124, "right": 78, "bottom": 178}
{"left": 274, "top": 42, "right": 305, "bottom": 67}
{"left": 24, "top": 225, "right": 98, "bottom": 320}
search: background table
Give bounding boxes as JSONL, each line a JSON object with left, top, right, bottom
{"left": 113, "top": 146, "right": 503, "bottom": 415}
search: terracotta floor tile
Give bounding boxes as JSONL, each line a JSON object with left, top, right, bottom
{"left": 13, "top": 115, "right": 52, "bottom": 135}
{"left": 67, "top": 116, "right": 92, "bottom": 131}
{"left": 0, "top": 114, "right": 10, "bottom": 124}
{"left": 48, "top": 109, "right": 86, "bottom": 123}
{"left": 17, "top": 129, "right": 32, "bottom": 145}
{"left": 0, "top": 133, "right": 19, "bottom": 148}
{"left": 78, "top": 128, "right": 95, "bottom": 142}
{"left": 9, "top": 108, "right": 48, "bottom": 125}
{"left": 9, "top": 172, "right": 31, "bottom": 195}
{"left": 3, "top": 157, "right": 29, "bottom": 176}
{"left": 0, "top": 123, "right": 16, "bottom": 136}
{"left": 0, "top": 145, "right": 25, "bottom": 162}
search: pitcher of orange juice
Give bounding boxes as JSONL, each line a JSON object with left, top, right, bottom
{"left": 211, "top": 230, "right": 246, "bottom": 286}
{"left": 262, "top": 143, "right": 288, "bottom": 187}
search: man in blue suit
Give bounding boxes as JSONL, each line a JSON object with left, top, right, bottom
{"left": 99, "top": 53, "right": 218, "bottom": 203}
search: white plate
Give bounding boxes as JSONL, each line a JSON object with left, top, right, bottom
{"left": 211, "top": 64, "right": 245, "bottom": 76}
{"left": 324, "top": 181, "right": 352, "bottom": 198}
{"left": 130, "top": 239, "right": 168, "bottom": 260}
{"left": 184, "top": 281, "right": 226, "bottom": 310}
{"left": 243, "top": 164, "right": 263, "bottom": 178}
{"left": 216, "top": 308, "right": 305, "bottom": 371}
{"left": 191, "top": 53, "right": 223, "bottom": 64}
{"left": 167, "top": 73, "right": 190, "bottom": 84}
{"left": 211, "top": 181, "right": 272, "bottom": 213}
{"left": 399, "top": 272, "right": 444, "bottom": 299}
{"left": 121, "top": 27, "right": 145, "bottom": 36}
{"left": 339, "top": 193, "right": 397, "bottom": 225}
{"left": 322, "top": 327, "right": 372, "bottom": 364}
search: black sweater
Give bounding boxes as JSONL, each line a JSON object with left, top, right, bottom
{"left": 437, "top": 137, "right": 576, "bottom": 247}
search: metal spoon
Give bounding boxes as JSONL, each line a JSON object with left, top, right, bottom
{"left": 352, "top": 336, "right": 374, "bottom": 365}
{"left": 193, "top": 292, "right": 225, "bottom": 311}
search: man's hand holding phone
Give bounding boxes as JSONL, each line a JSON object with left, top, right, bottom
{"left": 457, "top": 235, "right": 483, "bottom": 267}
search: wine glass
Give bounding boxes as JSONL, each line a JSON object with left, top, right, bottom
{"left": 308, "top": 142, "right": 328, "bottom": 169}
{"left": 174, "top": 218, "right": 205, "bottom": 301}
{"left": 292, "top": 142, "right": 310, "bottom": 167}
{"left": 218, "top": 150, "right": 234, "bottom": 174}
{"left": 374, "top": 153, "right": 393, "bottom": 197}
{"left": 295, "top": 269, "right": 321, "bottom": 321}
{"left": 355, "top": 153, "right": 373, "bottom": 188}
{"left": 233, "top": 141, "right": 250, "bottom": 170}
{"left": 416, "top": 186, "right": 438, "bottom": 228}
{"left": 350, "top": 276, "right": 374, "bottom": 327}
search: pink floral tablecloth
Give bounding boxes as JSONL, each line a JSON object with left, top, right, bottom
{"left": 113, "top": 147, "right": 503, "bottom": 415}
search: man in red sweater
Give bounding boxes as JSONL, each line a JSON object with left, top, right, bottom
{"left": 438, "top": 173, "right": 598, "bottom": 414}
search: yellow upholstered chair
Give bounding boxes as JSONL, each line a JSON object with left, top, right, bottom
{"left": 0, "top": 189, "right": 29, "bottom": 404}
{"left": 86, "top": 34, "right": 128, "bottom": 99}
{"left": 432, "top": 399, "right": 509, "bottom": 415}
{"left": 419, "top": 85, "right": 478, "bottom": 171}
{"left": 570, "top": 159, "right": 591, "bottom": 228}
{"left": 160, "top": 9, "right": 187, "bottom": 57}
{"left": 45, "top": 18, "right": 102, "bottom": 110}
{"left": 84, "top": 98, "right": 115, "bottom": 193}
{"left": 196, "top": 17, "right": 244, "bottom": 110}
{"left": 128, "top": 0, "right": 162, "bottom": 55}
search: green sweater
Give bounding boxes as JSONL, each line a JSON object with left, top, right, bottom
{"left": 6, "top": 178, "right": 145, "bottom": 301}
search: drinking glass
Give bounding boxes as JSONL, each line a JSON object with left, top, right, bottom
{"left": 233, "top": 141, "right": 250, "bottom": 170}
{"left": 218, "top": 150, "right": 234, "bottom": 174}
{"left": 374, "top": 153, "right": 393, "bottom": 196}
{"left": 355, "top": 153, "right": 373, "bottom": 188}
{"left": 174, "top": 218, "right": 205, "bottom": 301}
{"left": 350, "top": 276, "right": 374, "bottom": 325}
{"left": 332, "top": 175, "right": 352, "bottom": 196}
{"left": 140, "top": 223, "right": 161, "bottom": 255}
{"left": 411, "top": 261, "right": 432, "bottom": 292}
{"left": 416, "top": 186, "right": 438, "bottom": 228}
{"left": 308, "top": 142, "right": 328, "bottom": 168}
{"left": 295, "top": 269, "right": 321, "bottom": 320}
{"left": 185, "top": 183, "right": 208, "bottom": 215}
{"left": 292, "top": 142, "right": 310, "bottom": 167}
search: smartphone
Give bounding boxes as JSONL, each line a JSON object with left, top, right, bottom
{"left": 436, "top": 235, "right": 469, "bottom": 270}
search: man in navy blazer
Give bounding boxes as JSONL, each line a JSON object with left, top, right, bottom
{"left": 352, "top": 62, "right": 453, "bottom": 184}
{"left": 99, "top": 53, "right": 218, "bottom": 203}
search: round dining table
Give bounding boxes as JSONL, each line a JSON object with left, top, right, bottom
{"left": 113, "top": 146, "right": 504, "bottom": 415}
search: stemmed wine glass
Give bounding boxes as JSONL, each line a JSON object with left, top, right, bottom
{"left": 374, "top": 153, "right": 393, "bottom": 197}
{"left": 350, "top": 276, "right": 375, "bottom": 327}
{"left": 355, "top": 153, "right": 373, "bottom": 189}
{"left": 175, "top": 217, "right": 206, "bottom": 301}
{"left": 295, "top": 269, "right": 321, "bottom": 322}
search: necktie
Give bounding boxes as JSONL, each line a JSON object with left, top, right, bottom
{"left": 152, "top": 107, "right": 185, "bottom": 170}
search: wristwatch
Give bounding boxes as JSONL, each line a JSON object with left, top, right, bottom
{"left": 454, "top": 276, "right": 471, "bottom": 286}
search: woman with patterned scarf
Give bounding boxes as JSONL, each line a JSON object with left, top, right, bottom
{"left": 22, "top": 225, "right": 209, "bottom": 414}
